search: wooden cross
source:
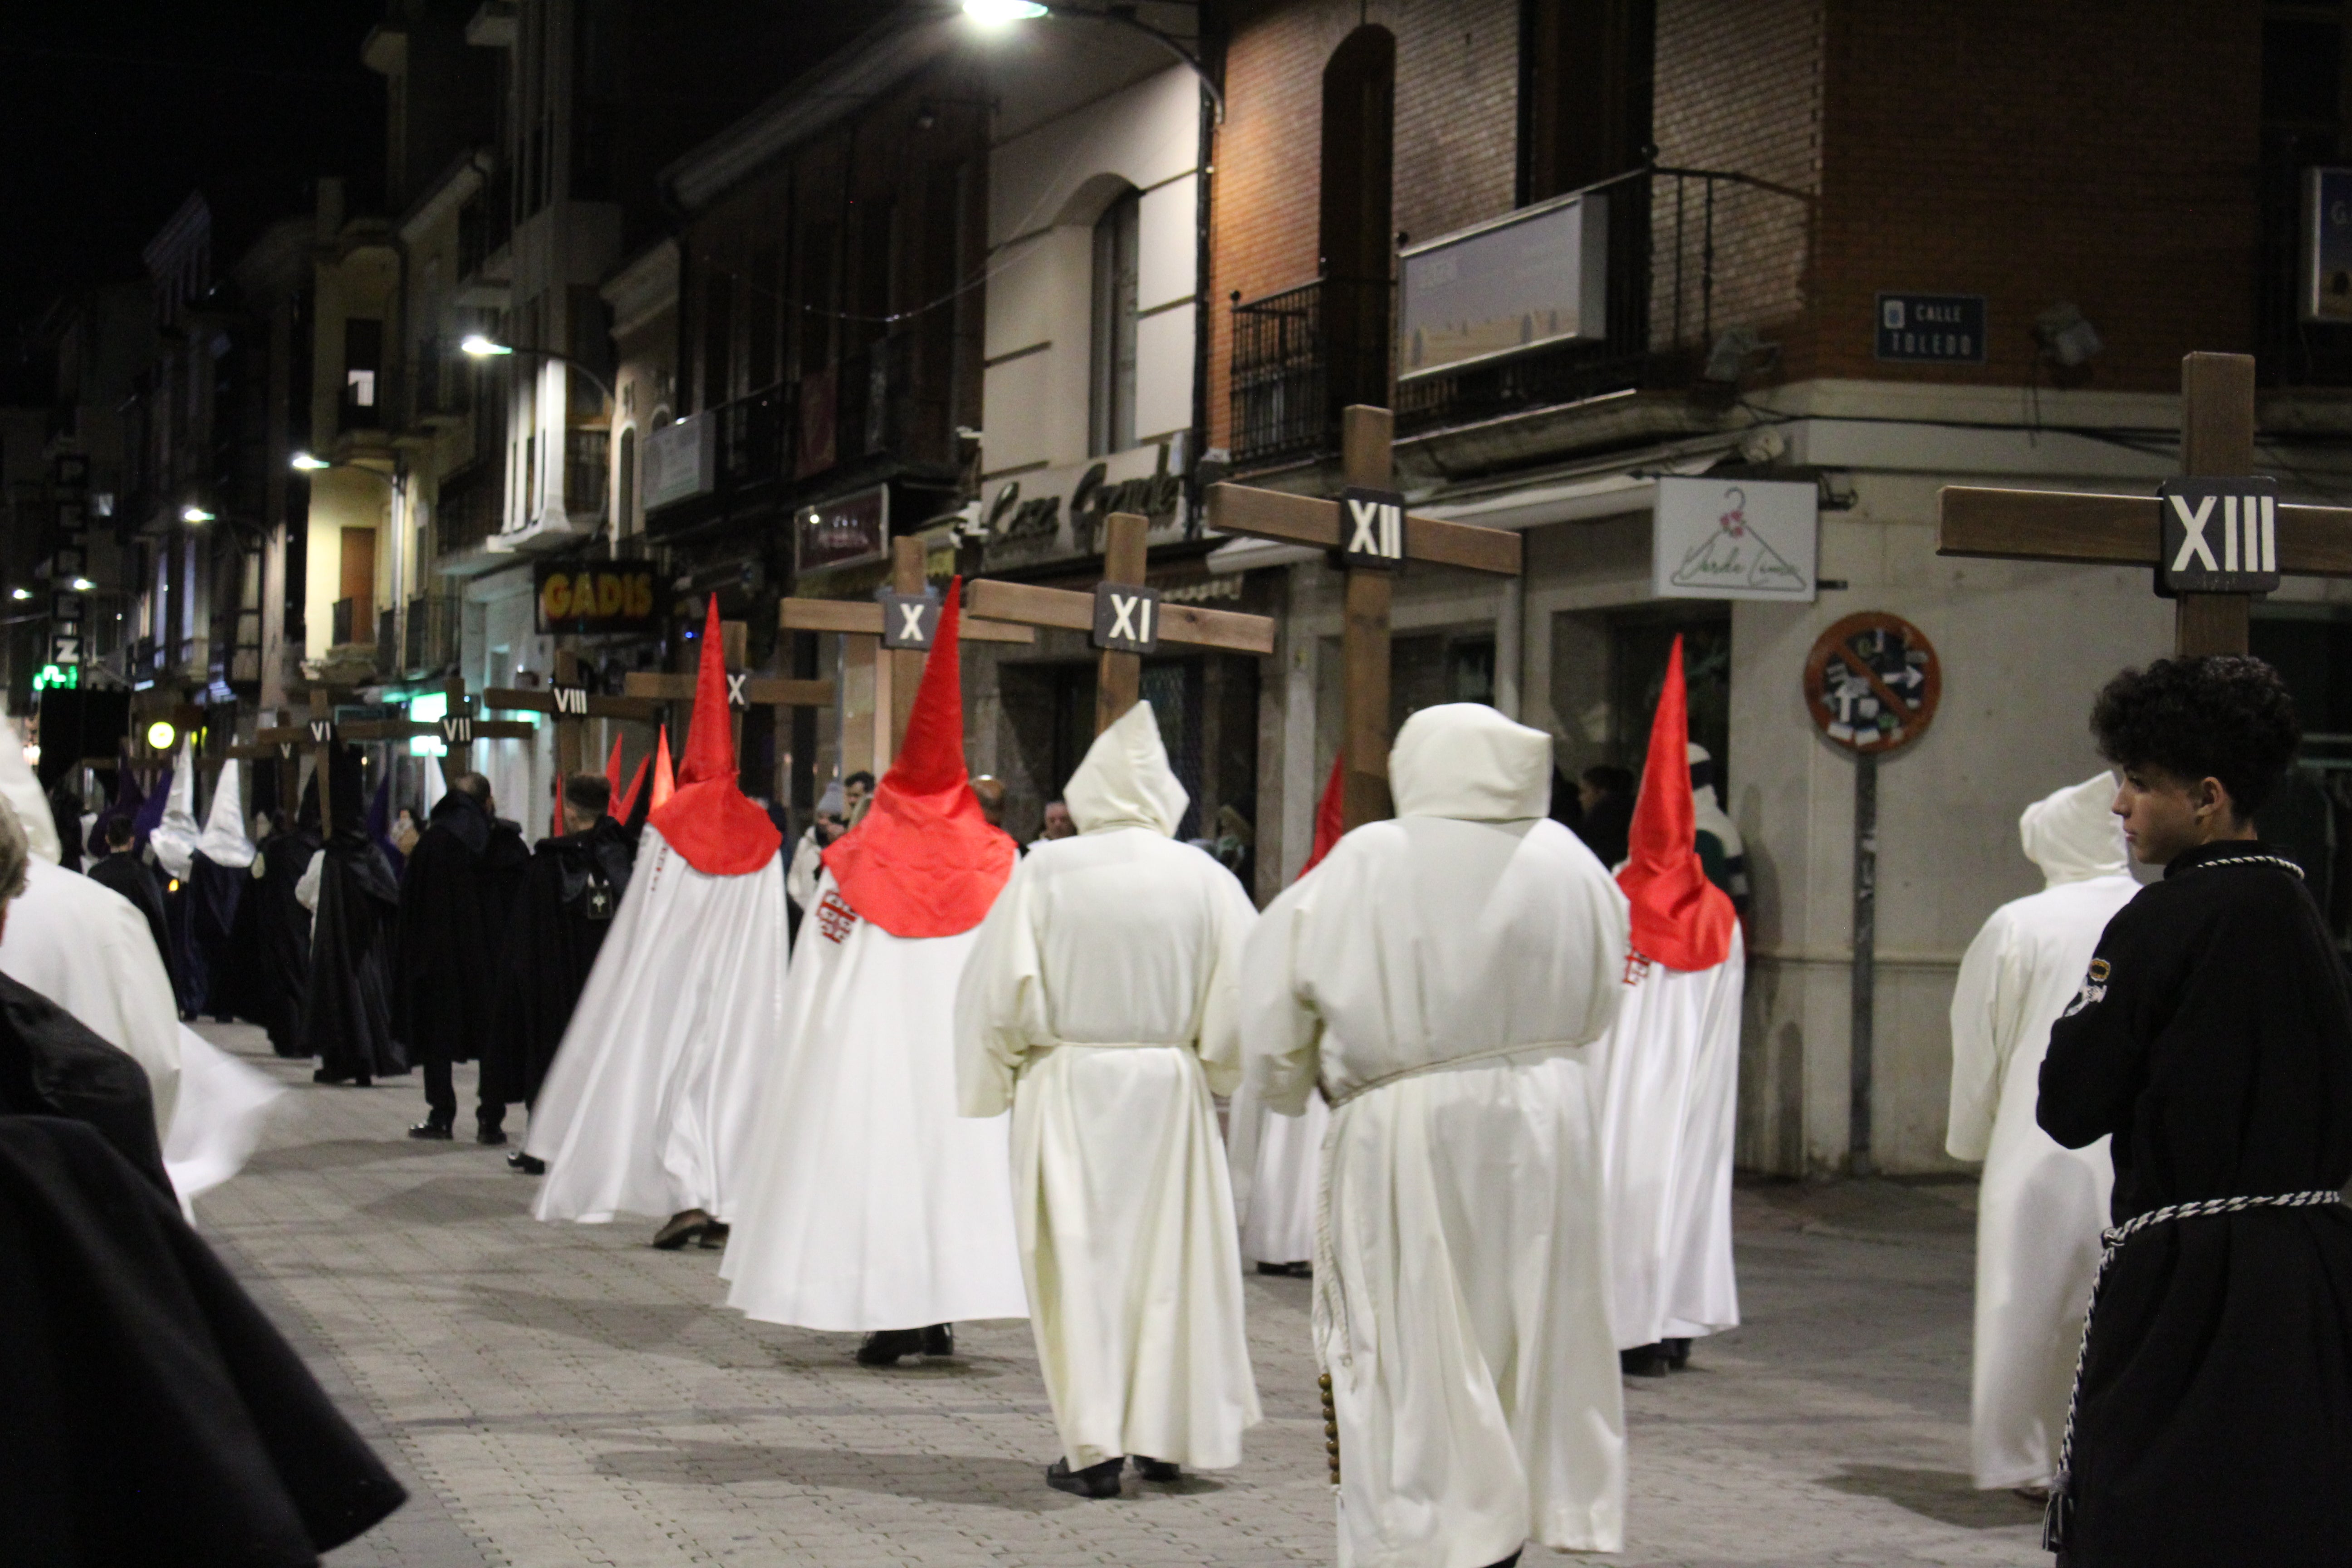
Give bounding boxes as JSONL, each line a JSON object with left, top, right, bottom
{"left": 336, "top": 676, "right": 536, "bottom": 785}
{"left": 960, "top": 511, "right": 1277, "bottom": 735}
{"left": 1938, "top": 353, "right": 2352, "bottom": 653}
{"left": 623, "top": 618, "right": 835, "bottom": 783}
{"left": 253, "top": 687, "right": 354, "bottom": 829}
{"left": 484, "top": 649, "right": 665, "bottom": 785}
{"left": 1203, "top": 404, "right": 1524, "bottom": 828}
{"left": 778, "top": 534, "right": 1035, "bottom": 771}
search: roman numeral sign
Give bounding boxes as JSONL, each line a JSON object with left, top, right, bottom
{"left": 1205, "top": 405, "right": 1524, "bottom": 830}
{"left": 438, "top": 715, "right": 474, "bottom": 746}
{"left": 1093, "top": 583, "right": 1160, "bottom": 654}
{"left": 960, "top": 511, "right": 1277, "bottom": 735}
{"left": 622, "top": 612, "right": 836, "bottom": 775}
{"left": 551, "top": 683, "right": 590, "bottom": 717}
{"left": 1343, "top": 488, "right": 1406, "bottom": 569}
{"left": 338, "top": 676, "right": 535, "bottom": 784}
{"left": 255, "top": 686, "right": 363, "bottom": 827}
{"left": 487, "top": 652, "right": 662, "bottom": 789}
{"left": 1939, "top": 353, "right": 2352, "bottom": 654}
{"left": 309, "top": 719, "right": 336, "bottom": 745}
{"left": 879, "top": 592, "right": 941, "bottom": 651}
{"left": 777, "top": 536, "right": 1033, "bottom": 771}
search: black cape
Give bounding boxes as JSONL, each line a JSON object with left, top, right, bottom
{"left": 298, "top": 748, "right": 407, "bottom": 1083}
{"left": 187, "top": 852, "right": 245, "bottom": 1023}
{"left": 389, "top": 791, "right": 529, "bottom": 1068}
{"left": 483, "top": 816, "right": 635, "bottom": 1108}
{"left": 227, "top": 827, "right": 318, "bottom": 1058}
{"left": 85, "top": 851, "right": 181, "bottom": 1005}
{"left": 2040, "top": 840, "right": 2352, "bottom": 1567}
{"left": 0, "top": 1115, "right": 405, "bottom": 1563}
{"left": 0, "top": 970, "right": 168, "bottom": 1193}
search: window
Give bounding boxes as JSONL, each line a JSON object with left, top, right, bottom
{"left": 617, "top": 426, "right": 637, "bottom": 535}
{"left": 1517, "top": 0, "right": 1655, "bottom": 205}
{"left": 1089, "top": 186, "right": 1141, "bottom": 456}
{"left": 1320, "top": 29, "right": 1396, "bottom": 415}
{"left": 343, "top": 318, "right": 383, "bottom": 427}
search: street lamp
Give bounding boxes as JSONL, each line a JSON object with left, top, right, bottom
{"left": 460, "top": 333, "right": 617, "bottom": 408}
{"left": 290, "top": 451, "right": 332, "bottom": 471}
{"left": 181, "top": 505, "right": 215, "bottom": 524}
{"left": 69, "top": 578, "right": 94, "bottom": 593}
{"left": 9, "top": 588, "right": 28, "bottom": 602}
{"left": 958, "top": 0, "right": 1223, "bottom": 121}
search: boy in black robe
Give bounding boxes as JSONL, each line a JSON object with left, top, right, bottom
{"left": 482, "top": 774, "right": 635, "bottom": 1171}
{"left": 2039, "top": 654, "right": 2352, "bottom": 1566}
{"left": 390, "top": 773, "right": 529, "bottom": 1141}
{"left": 85, "top": 814, "right": 178, "bottom": 991}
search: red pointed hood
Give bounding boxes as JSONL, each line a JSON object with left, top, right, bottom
{"left": 1296, "top": 751, "right": 1345, "bottom": 881}
{"left": 1618, "top": 636, "right": 1736, "bottom": 971}
{"left": 615, "top": 751, "right": 652, "bottom": 823}
{"left": 651, "top": 727, "right": 675, "bottom": 812}
{"left": 823, "top": 578, "right": 1016, "bottom": 936}
{"left": 645, "top": 597, "right": 781, "bottom": 875}
{"left": 604, "top": 732, "right": 625, "bottom": 799}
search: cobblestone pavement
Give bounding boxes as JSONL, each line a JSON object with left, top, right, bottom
{"left": 187, "top": 1023, "right": 2043, "bottom": 1568}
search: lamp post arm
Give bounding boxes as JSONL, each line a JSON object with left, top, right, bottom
{"left": 503, "top": 345, "right": 617, "bottom": 410}
{"left": 1042, "top": 5, "right": 1223, "bottom": 122}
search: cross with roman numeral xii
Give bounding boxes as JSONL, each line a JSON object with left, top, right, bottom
{"left": 1938, "top": 353, "right": 2352, "bottom": 655}
{"left": 1205, "top": 405, "right": 1524, "bottom": 829}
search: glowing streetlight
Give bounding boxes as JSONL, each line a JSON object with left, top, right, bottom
{"left": 964, "top": 0, "right": 1049, "bottom": 19}
{"left": 69, "top": 578, "right": 95, "bottom": 593}
{"left": 145, "top": 719, "right": 178, "bottom": 751}
{"left": 181, "top": 505, "right": 215, "bottom": 524}
{"left": 290, "top": 451, "right": 331, "bottom": 471}
{"left": 9, "top": 588, "right": 28, "bottom": 602}
{"left": 461, "top": 333, "right": 515, "bottom": 358}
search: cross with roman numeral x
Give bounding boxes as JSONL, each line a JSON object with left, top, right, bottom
{"left": 1938, "top": 353, "right": 2352, "bottom": 655}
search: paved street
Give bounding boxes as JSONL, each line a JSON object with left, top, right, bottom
{"left": 188, "top": 1023, "right": 2044, "bottom": 1568}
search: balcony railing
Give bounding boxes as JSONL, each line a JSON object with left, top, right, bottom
{"left": 1227, "top": 165, "right": 1813, "bottom": 467}
{"left": 330, "top": 597, "right": 372, "bottom": 647}
{"left": 437, "top": 463, "right": 499, "bottom": 557}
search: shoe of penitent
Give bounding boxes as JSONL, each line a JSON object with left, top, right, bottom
{"left": 476, "top": 1124, "right": 508, "bottom": 1147}
{"left": 1046, "top": 1457, "right": 1124, "bottom": 1499}
{"left": 856, "top": 1328, "right": 926, "bottom": 1367}
{"left": 1130, "top": 1456, "right": 1182, "bottom": 1483}
{"left": 921, "top": 1323, "right": 955, "bottom": 1357}
{"left": 696, "top": 1222, "right": 730, "bottom": 1250}
{"left": 406, "top": 1118, "right": 454, "bottom": 1141}
{"left": 506, "top": 1151, "right": 547, "bottom": 1175}
{"left": 650, "top": 1209, "right": 713, "bottom": 1250}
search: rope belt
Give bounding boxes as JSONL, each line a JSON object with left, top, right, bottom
{"left": 2044, "top": 1188, "right": 2346, "bottom": 1554}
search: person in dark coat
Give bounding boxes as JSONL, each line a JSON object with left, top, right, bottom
{"left": 231, "top": 799, "right": 318, "bottom": 1058}
{"left": 84, "top": 815, "right": 178, "bottom": 989}
{"left": 483, "top": 774, "right": 635, "bottom": 1171}
{"left": 45, "top": 780, "right": 83, "bottom": 874}
{"left": 299, "top": 747, "right": 407, "bottom": 1087}
{"left": 2039, "top": 654, "right": 2352, "bottom": 1567}
{"left": 391, "top": 773, "right": 529, "bottom": 1140}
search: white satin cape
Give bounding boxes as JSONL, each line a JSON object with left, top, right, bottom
{"left": 526, "top": 825, "right": 788, "bottom": 1224}
{"left": 720, "top": 868, "right": 1026, "bottom": 1329}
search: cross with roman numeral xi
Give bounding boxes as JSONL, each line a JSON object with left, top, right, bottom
{"left": 1938, "top": 353, "right": 2352, "bottom": 655}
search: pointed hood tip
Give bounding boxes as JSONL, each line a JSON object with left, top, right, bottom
{"left": 1619, "top": 635, "right": 1736, "bottom": 971}
{"left": 1065, "top": 700, "right": 1188, "bottom": 838}
{"left": 196, "top": 756, "right": 255, "bottom": 867}
{"left": 881, "top": 576, "right": 967, "bottom": 797}
{"left": 645, "top": 598, "right": 781, "bottom": 875}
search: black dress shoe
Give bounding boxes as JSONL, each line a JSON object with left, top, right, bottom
{"left": 407, "top": 1118, "right": 455, "bottom": 1141}
{"left": 506, "top": 1152, "right": 547, "bottom": 1175}
{"left": 1481, "top": 1553, "right": 1522, "bottom": 1568}
{"left": 1130, "top": 1455, "right": 1181, "bottom": 1483}
{"left": 312, "top": 1068, "right": 343, "bottom": 1084}
{"left": 1045, "top": 1457, "right": 1123, "bottom": 1499}
{"left": 651, "top": 1209, "right": 713, "bottom": 1250}
{"left": 1619, "top": 1344, "right": 1670, "bottom": 1377}
{"left": 1662, "top": 1337, "right": 1692, "bottom": 1369}
{"left": 352, "top": 1074, "right": 371, "bottom": 1088}
{"left": 921, "top": 1323, "right": 955, "bottom": 1357}
{"left": 856, "top": 1328, "right": 926, "bottom": 1366}
{"left": 476, "top": 1124, "right": 508, "bottom": 1147}
{"left": 696, "top": 1222, "right": 730, "bottom": 1250}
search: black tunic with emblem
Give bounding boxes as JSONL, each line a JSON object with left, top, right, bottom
{"left": 481, "top": 815, "right": 634, "bottom": 1109}
{"left": 2038, "top": 841, "right": 2352, "bottom": 1568}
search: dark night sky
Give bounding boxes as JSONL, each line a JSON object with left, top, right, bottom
{"left": 0, "top": 0, "right": 383, "bottom": 367}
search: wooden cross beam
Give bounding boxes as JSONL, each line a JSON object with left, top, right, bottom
{"left": 253, "top": 687, "right": 355, "bottom": 830}
{"left": 959, "top": 511, "right": 1277, "bottom": 735}
{"left": 1204, "top": 404, "right": 1524, "bottom": 828}
{"left": 623, "top": 618, "right": 836, "bottom": 784}
{"left": 778, "top": 534, "right": 1034, "bottom": 771}
{"left": 1938, "top": 352, "right": 2352, "bottom": 655}
{"left": 484, "top": 649, "right": 662, "bottom": 785}
{"left": 337, "top": 676, "right": 536, "bottom": 784}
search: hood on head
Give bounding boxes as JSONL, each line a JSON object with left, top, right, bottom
{"left": 196, "top": 759, "right": 256, "bottom": 868}
{"left": 1389, "top": 703, "right": 1552, "bottom": 821}
{"left": 150, "top": 743, "right": 202, "bottom": 880}
{"left": 646, "top": 596, "right": 781, "bottom": 876}
{"left": 0, "top": 717, "right": 60, "bottom": 865}
{"left": 1065, "top": 700, "right": 1188, "bottom": 837}
{"left": 2019, "top": 769, "right": 2127, "bottom": 887}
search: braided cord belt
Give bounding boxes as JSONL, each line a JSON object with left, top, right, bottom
{"left": 2044, "top": 1189, "right": 2346, "bottom": 1553}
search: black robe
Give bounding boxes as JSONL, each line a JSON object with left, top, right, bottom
{"left": 186, "top": 852, "right": 245, "bottom": 1023}
{"left": 0, "top": 1115, "right": 405, "bottom": 1563}
{"left": 299, "top": 747, "right": 407, "bottom": 1083}
{"left": 388, "top": 792, "right": 529, "bottom": 1070}
{"left": 85, "top": 850, "right": 180, "bottom": 1004}
{"left": 482, "top": 816, "right": 635, "bottom": 1108}
{"left": 0, "top": 970, "right": 169, "bottom": 1193}
{"left": 2040, "top": 840, "right": 2352, "bottom": 1568}
{"left": 229, "top": 827, "right": 318, "bottom": 1058}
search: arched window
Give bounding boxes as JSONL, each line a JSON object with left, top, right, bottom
{"left": 1319, "top": 27, "right": 1396, "bottom": 415}
{"left": 1090, "top": 185, "right": 1141, "bottom": 456}
{"left": 616, "top": 426, "right": 637, "bottom": 537}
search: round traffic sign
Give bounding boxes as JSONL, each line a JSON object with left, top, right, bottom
{"left": 1803, "top": 612, "right": 1941, "bottom": 755}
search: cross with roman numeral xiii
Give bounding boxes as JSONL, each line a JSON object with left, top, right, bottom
{"left": 1205, "top": 405, "right": 1524, "bottom": 829}
{"left": 1938, "top": 353, "right": 2352, "bottom": 654}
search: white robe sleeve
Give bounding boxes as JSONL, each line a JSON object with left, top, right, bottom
{"left": 1193, "top": 869, "right": 1258, "bottom": 1099}
{"left": 955, "top": 856, "right": 1048, "bottom": 1119}
{"left": 786, "top": 831, "right": 823, "bottom": 911}
{"left": 1238, "top": 877, "right": 1322, "bottom": 1117}
{"left": 1946, "top": 910, "right": 2029, "bottom": 1162}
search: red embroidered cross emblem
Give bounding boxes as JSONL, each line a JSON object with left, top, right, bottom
{"left": 1622, "top": 951, "right": 1654, "bottom": 986}
{"left": 816, "top": 889, "right": 859, "bottom": 944}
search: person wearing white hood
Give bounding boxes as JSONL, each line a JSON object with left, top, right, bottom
{"left": 1945, "top": 769, "right": 2137, "bottom": 1497}
{"left": 146, "top": 743, "right": 207, "bottom": 1016}
{"left": 956, "top": 701, "right": 1261, "bottom": 1498}
{"left": 1241, "top": 702, "right": 1632, "bottom": 1568}
{"left": 186, "top": 757, "right": 258, "bottom": 1024}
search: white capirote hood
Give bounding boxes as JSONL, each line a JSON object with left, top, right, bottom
{"left": 1064, "top": 700, "right": 1189, "bottom": 838}
{"left": 149, "top": 744, "right": 201, "bottom": 880}
{"left": 0, "top": 718, "right": 60, "bottom": 866}
{"left": 2019, "top": 769, "right": 2128, "bottom": 888}
{"left": 196, "top": 759, "right": 257, "bottom": 869}
{"left": 1389, "top": 702, "right": 1552, "bottom": 822}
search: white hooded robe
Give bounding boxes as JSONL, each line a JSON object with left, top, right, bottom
{"left": 1241, "top": 703, "right": 1631, "bottom": 1567}
{"left": 955, "top": 701, "right": 1261, "bottom": 1471}
{"left": 526, "top": 823, "right": 789, "bottom": 1225}
{"left": 1225, "top": 1077, "right": 1328, "bottom": 1267}
{"left": 1946, "top": 769, "right": 2134, "bottom": 1490}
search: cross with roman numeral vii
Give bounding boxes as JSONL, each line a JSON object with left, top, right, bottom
{"left": 335, "top": 675, "right": 537, "bottom": 784}
{"left": 960, "top": 511, "right": 1277, "bottom": 736}
{"left": 1938, "top": 353, "right": 2352, "bottom": 655}
{"left": 1205, "top": 405, "right": 1524, "bottom": 828}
